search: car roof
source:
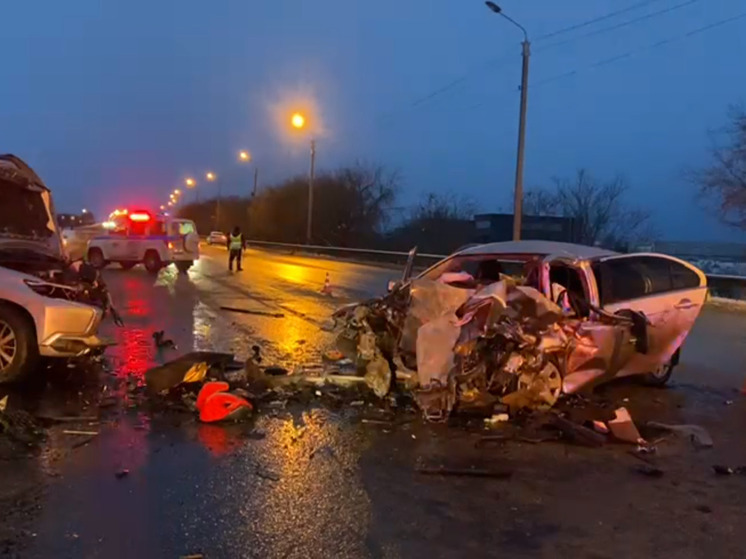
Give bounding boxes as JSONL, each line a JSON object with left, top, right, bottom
{"left": 456, "top": 240, "right": 619, "bottom": 260}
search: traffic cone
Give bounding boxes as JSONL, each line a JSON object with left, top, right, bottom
{"left": 320, "top": 272, "right": 334, "bottom": 296}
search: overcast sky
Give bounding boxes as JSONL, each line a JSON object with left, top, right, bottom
{"left": 1, "top": 0, "right": 744, "bottom": 241}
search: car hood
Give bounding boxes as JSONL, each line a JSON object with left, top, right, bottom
{"left": 0, "top": 154, "right": 64, "bottom": 260}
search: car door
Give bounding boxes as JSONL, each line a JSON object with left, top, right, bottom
{"left": 591, "top": 254, "right": 707, "bottom": 376}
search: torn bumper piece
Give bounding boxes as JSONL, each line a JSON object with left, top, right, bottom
{"left": 331, "top": 277, "right": 647, "bottom": 422}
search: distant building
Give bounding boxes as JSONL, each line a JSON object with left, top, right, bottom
{"left": 472, "top": 213, "right": 579, "bottom": 244}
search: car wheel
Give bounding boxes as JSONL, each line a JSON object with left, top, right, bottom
{"left": 87, "top": 248, "right": 106, "bottom": 269}
{"left": 175, "top": 261, "right": 193, "bottom": 274}
{"left": 120, "top": 261, "right": 137, "bottom": 270}
{"left": 642, "top": 361, "right": 675, "bottom": 387}
{"left": 0, "top": 304, "right": 38, "bottom": 384}
{"left": 143, "top": 251, "right": 162, "bottom": 275}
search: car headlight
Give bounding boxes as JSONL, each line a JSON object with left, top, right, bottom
{"left": 24, "top": 278, "right": 76, "bottom": 299}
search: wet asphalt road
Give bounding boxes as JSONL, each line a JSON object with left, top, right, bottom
{"left": 2, "top": 246, "right": 746, "bottom": 558}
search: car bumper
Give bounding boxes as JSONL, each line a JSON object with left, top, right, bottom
{"left": 39, "top": 333, "right": 114, "bottom": 357}
{"left": 38, "top": 302, "right": 106, "bottom": 357}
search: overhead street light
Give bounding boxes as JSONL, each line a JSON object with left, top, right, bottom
{"left": 239, "top": 149, "right": 259, "bottom": 198}
{"left": 290, "top": 111, "right": 316, "bottom": 244}
{"left": 485, "top": 1, "right": 530, "bottom": 241}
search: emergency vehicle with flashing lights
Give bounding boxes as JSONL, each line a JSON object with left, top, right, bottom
{"left": 86, "top": 211, "right": 200, "bottom": 274}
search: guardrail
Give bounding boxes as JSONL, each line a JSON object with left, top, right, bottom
{"left": 230, "top": 239, "right": 746, "bottom": 302}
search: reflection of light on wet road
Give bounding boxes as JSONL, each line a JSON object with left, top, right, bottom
{"left": 274, "top": 262, "right": 314, "bottom": 286}
{"left": 237, "top": 410, "right": 373, "bottom": 557}
{"left": 112, "top": 327, "right": 151, "bottom": 379}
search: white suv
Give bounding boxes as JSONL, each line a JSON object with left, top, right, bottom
{"left": 87, "top": 212, "right": 200, "bottom": 274}
{"left": 0, "top": 154, "right": 114, "bottom": 382}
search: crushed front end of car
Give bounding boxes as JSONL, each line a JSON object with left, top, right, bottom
{"left": 330, "top": 274, "right": 647, "bottom": 422}
{"left": 0, "top": 155, "right": 120, "bottom": 381}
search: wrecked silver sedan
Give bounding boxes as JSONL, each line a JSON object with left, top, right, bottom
{"left": 333, "top": 240, "right": 707, "bottom": 421}
{"left": 0, "top": 155, "right": 120, "bottom": 383}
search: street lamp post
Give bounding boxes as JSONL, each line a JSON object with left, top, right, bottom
{"left": 485, "top": 1, "right": 530, "bottom": 241}
{"left": 206, "top": 172, "right": 219, "bottom": 230}
{"left": 307, "top": 139, "right": 316, "bottom": 244}
{"left": 238, "top": 151, "right": 259, "bottom": 198}
{"left": 290, "top": 112, "right": 316, "bottom": 244}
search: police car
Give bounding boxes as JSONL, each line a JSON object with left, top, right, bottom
{"left": 86, "top": 211, "right": 200, "bottom": 274}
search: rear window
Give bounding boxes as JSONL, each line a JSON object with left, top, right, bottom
{"left": 169, "top": 220, "right": 196, "bottom": 236}
{"left": 593, "top": 256, "right": 701, "bottom": 306}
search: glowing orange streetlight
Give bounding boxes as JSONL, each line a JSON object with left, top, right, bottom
{"left": 238, "top": 150, "right": 251, "bottom": 162}
{"left": 185, "top": 178, "right": 195, "bottom": 188}
{"left": 206, "top": 172, "right": 216, "bottom": 181}
{"left": 291, "top": 112, "right": 306, "bottom": 129}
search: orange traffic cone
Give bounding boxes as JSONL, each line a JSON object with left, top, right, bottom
{"left": 320, "top": 272, "right": 334, "bottom": 296}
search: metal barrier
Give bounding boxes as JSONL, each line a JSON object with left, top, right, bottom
{"left": 232, "top": 239, "right": 746, "bottom": 302}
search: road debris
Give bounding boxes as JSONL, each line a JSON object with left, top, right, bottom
{"left": 220, "top": 306, "right": 285, "bottom": 318}
{"left": 633, "top": 464, "right": 664, "bottom": 478}
{"left": 197, "top": 381, "right": 252, "bottom": 423}
{"left": 608, "top": 407, "right": 646, "bottom": 445}
{"left": 62, "top": 430, "right": 99, "bottom": 436}
{"left": 647, "top": 421, "right": 713, "bottom": 449}
{"left": 115, "top": 469, "right": 130, "bottom": 479}
{"left": 552, "top": 415, "right": 606, "bottom": 447}
{"left": 712, "top": 465, "right": 746, "bottom": 476}
{"left": 416, "top": 465, "right": 513, "bottom": 479}
{"left": 153, "top": 330, "right": 177, "bottom": 349}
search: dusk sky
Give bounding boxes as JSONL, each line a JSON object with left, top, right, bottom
{"left": 2, "top": 0, "right": 744, "bottom": 241}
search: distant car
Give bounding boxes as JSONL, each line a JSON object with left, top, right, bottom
{"left": 207, "top": 231, "right": 227, "bottom": 246}
{"left": 0, "top": 155, "right": 111, "bottom": 382}
{"left": 86, "top": 212, "right": 200, "bottom": 274}
{"left": 399, "top": 240, "right": 708, "bottom": 388}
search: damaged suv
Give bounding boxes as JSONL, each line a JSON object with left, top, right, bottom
{"left": 0, "top": 155, "right": 120, "bottom": 383}
{"left": 334, "top": 240, "right": 708, "bottom": 421}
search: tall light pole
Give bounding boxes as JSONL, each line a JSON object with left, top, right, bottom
{"left": 486, "top": 1, "right": 530, "bottom": 241}
{"left": 238, "top": 150, "right": 259, "bottom": 197}
{"left": 206, "top": 171, "right": 219, "bottom": 229}
{"left": 291, "top": 112, "right": 316, "bottom": 244}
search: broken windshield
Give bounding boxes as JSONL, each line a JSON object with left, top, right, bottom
{"left": 420, "top": 254, "right": 530, "bottom": 284}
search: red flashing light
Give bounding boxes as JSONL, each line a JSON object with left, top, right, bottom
{"left": 129, "top": 212, "right": 151, "bottom": 222}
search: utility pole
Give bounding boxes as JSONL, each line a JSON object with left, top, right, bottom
{"left": 512, "top": 39, "right": 530, "bottom": 241}
{"left": 485, "top": 2, "right": 530, "bottom": 241}
{"left": 215, "top": 179, "right": 221, "bottom": 230}
{"left": 252, "top": 167, "right": 259, "bottom": 197}
{"left": 306, "top": 139, "right": 316, "bottom": 244}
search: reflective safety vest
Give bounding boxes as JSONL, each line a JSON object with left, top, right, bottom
{"left": 229, "top": 234, "right": 242, "bottom": 251}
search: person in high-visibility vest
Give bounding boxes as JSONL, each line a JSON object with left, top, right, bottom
{"left": 227, "top": 225, "right": 244, "bottom": 272}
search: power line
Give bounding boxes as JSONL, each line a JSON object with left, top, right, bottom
{"left": 530, "top": 11, "right": 746, "bottom": 90}
{"left": 463, "top": 11, "right": 746, "bottom": 111}
{"left": 379, "top": 0, "right": 681, "bottom": 121}
{"left": 534, "top": 0, "right": 669, "bottom": 41}
{"left": 535, "top": 0, "right": 700, "bottom": 53}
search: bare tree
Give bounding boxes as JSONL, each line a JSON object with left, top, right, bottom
{"left": 410, "top": 192, "right": 474, "bottom": 221}
{"left": 525, "top": 169, "right": 654, "bottom": 247}
{"left": 691, "top": 105, "right": 746, "bottom": 229}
